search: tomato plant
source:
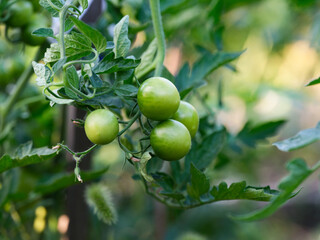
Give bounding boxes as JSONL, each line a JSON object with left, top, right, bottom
{"left": 1, "top": 0, "right": 320, "bottom": 238}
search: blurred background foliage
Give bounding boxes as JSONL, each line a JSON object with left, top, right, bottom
{"left": 1, "top": 0, "right": 320, "bottom": 239}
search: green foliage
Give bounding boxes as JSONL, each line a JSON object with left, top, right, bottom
{"left": 233, "top": 159, "right": 320, "bottom": 221}
{"left": 113, "top": 15, "right": 131, "bottom": 58}
{"left": 305, "top": 77, "right": 320, "bottom": 86}
{"left": 238, "top": 120, "right": 286, "bottom": 148}
{"left": 273, "top": 122, "right": 320, "bottom": 151}
{"left": 69, "top": 16, "right": 107, "bottom": 53}
{"left": 175, "top": 50, "right": 244, "bottom": 98}
{"left": 0, "top": 142, "right": 59, "bottom": 173}
{"left": 85, "top": 183, "right": 118, "bottom": 225}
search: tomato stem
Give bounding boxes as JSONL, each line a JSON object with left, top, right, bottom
{"left": 149, "top": 0, "right": 166, "bottom": 77}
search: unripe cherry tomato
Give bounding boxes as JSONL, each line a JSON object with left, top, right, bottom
{"left": 172, "top": 101, "right": 199, "bottom": 138}
{"left": 137, "top": 77, "right": 180, "bottom": 121}
{"left": 150, "top": 119, "right": 191, "bottom": 161}
{"left": 84, "top": 109, "right": 119, "bottom": 145}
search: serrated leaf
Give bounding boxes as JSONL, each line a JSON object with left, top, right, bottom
{"left": 32, "top": 28, "right": 55, "bottom": 38}
{"left": 238, "top": 120, "right": 286, "bottom": 148}
{"left": 114, "top": 85, "right": 138, "bottom": 97}
{"left": 185, "top": 128, "right": 226, "bottom": 171}
{"left": 69, "top": 16, "right": 107, "bottom": 53}
{"left": 175, "top": 51, "right": 244, "bottom": 98}
{"left": 187, "top": 163, "right": 210, "bottom": 199}
{"left": 78, "top": 0, "right": 88, "bottom": 10}
{"left": 44, "top": 43, "right": 60, "bottom": 63}
{"left": 273, "top": 122, "right": 320, "bottom": 152}
{"left": 94, "top": 52, "right": 140, "bottom": 74}
{"left": 233, "top": 159, "right": 320, "bottom": 221}
{"left": 135, "top": 38, "right": 157, "bottom": 76}
{"left": 34, "top": 167, "right": 109, "bottom": 194}
{"left": 113, "top": 15, "right": 131, "bottom": 58}
{"left": 44, "top": 33, "right": 93, "bottom": 63}
{"left": 85, "top": 183, "right": 118, "bottom": 224}
{"left": 39, "top": 0, "right": 63, "bottom": 17}
{"left": 210, "top": 181, "right": 277, "bottom": 202}
{"left": 305, "top": 77, "right": 320, "bottom": 86}
{"left": 32, "top": 61, "right": 52, "bottom": 86}
{"left": 0, "top": 142, "right": 58, "bottom": 173}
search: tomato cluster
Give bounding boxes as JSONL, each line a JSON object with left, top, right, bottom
{"left": 138, "top": 77, "right": 199, "bottom": 161}
{"left": 83, "top": 77, "right": 199, "bottom": 162}
{"left": 3, "top": 0, "right": 49, "bottom": 46}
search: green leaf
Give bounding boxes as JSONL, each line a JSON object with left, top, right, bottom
{"left": 64, "top": 66, "right": 80, "bottom": 99}
{"left": 210, "top": 181, "right": 277, "bottom": 202}
{"left": 39, "top": 0, "right": 63, "bottom": 17}
{"left": 160, "top": 191, "right": 185, "bottom": 201}
{"left": 273, "top": 122, "right": 320, "bottom": 152}
{"left": 78, "top": 0, "right": 88, "bottom": 10}
{"left": 69, "top": 16, "right": 107, "bottom": 53}
{"left": 44, "top": 32, "right": 93, "bottom": 63}
{"left": 187, "top": 163, "right": 210, "bottom": 200}
{"left": 175, "top": 51, "right": 244, "bottom": 98}
{"left": 94, "top": 52, "right": 140, "bottom": 74}
{"left": 238, "top": 120, "right": 286, "bottom": 148}
{"left": 146, "top": 156, "right": 163, "bottom": 174}
{"left": 44, "top": 43, "right": 60, "bottom": 63}
{"left": 0, "top": 142, "right": 58, "bottom": 173}
{"left": 305, "top": 77, "right": 320, "bottom": 86}
{"left": 233, "top": 159, "right": 320, "bottom": 221}
{"left": 135, "top": 38, "right": 157, "bottom": 76}
{"left": 185, "top": 128, "right": 226, "bottom": 171}
{"left": 45, "top": 89, "right": 75, "bottom": 106}
{"left": 139, "top": 152, "right": 154, "bottom": 182}
{"left": 85, "top": 183, "right": 118, "bottom": 225}
{"left": 34, "top": 167, "right": 109, "bottom": 194}
{"left": 114, "top": 85, "right": 138, "bottom": 97}
{"left": 113, "top": 15, "right": 131, "bottom": 58}
{"left": 32, "top": 28, "right": 55, "bottom": 38}
{"left": 89, "top": 72, "right": 103, "bottom": 88}
{"left": 32, "top": 61, "right": 52, "bottom": 86}
{"left": 52, "top": 57, "right": 67, "bottom": 73}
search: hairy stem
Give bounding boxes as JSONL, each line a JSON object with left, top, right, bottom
{"left": 149, "top": 0, "right": 166, "bottom": 77}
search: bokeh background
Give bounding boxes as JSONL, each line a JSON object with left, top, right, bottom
{"left": 1, "top": 0, "right": 320, "bottom": 239}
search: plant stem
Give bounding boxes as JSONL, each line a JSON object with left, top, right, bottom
{"left": 118, "top": 111, "right": 140, "bottom": 136}
{"left": 59, "top": 5, "right": 70, "bottom": 59}
{"left": 0, "top": 44, "right": 47, "bottom": 131}
{"left": 149, "top": 0, "right": 166, "bottom": 77}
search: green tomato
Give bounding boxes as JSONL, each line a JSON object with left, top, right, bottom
{"left": 21, "top": 13, "right": 50, "bottom": 46}
{"left": 6, "top": 1, "right": 33, "bottom": 27}
{"left": 84, "top": 109, "right": 119, "bottom": 145}
{"left": 137, "top": 77, "right": 180, "bottom": 121}
{"left": 0, "top": 56, "right": 25, "bottom": 87}
{"left": 150, "top": 119, "right": 191, "bottom": 161}
{"left": 172, "top": 101, "right": 199, "bottom": 138}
